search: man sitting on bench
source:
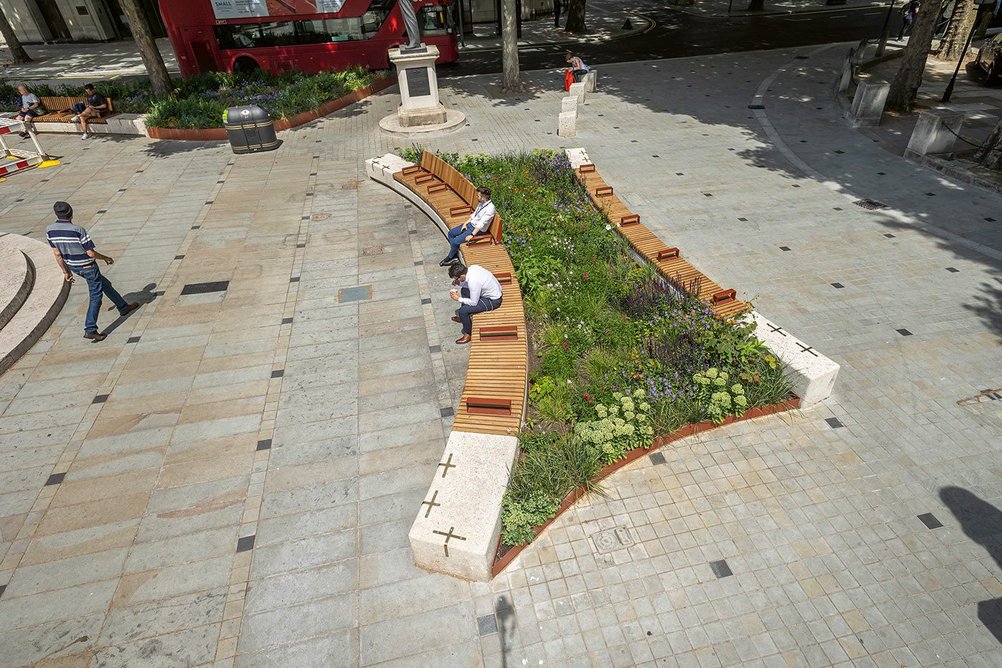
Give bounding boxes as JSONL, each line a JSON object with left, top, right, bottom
{"left": 69, "top": 83, "right": 108, "bottom": 140}
{"left": 439, "top": 187, "right": 495, "bottom": 267}
{"left": 449, "top": 263, "right": 503, "bottom": 345}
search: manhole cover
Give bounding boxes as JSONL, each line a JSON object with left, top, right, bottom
{"left": 853, "top": 198, "right": 888, "bottom": 210}
{"left": 362, "top": 246, "right": 384, "bottom": 256}
{"left": 311, "top": 212, "right": 330, "bottom": 221}
{"left": 341, "top": 180, "right": 359, "bottom": 190}
{"left": 591, "top": 526, "right": 634, "bottom": 554}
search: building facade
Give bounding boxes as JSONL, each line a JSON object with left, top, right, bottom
{"left": 0, "top": 0, "right": 163, "bottom": 43}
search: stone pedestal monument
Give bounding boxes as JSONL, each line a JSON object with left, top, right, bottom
{"left": 379, "top": 0, "right": 464, "bottom": 135}
{"left": 388, "top": 46, "right": 448, "bottom": 127}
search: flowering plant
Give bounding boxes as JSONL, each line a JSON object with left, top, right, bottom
{"left": 574, "top": 390, "right": 654, "bottom": 464}
{"left": 693, "top": 368, "right": 748, "bottom": 423}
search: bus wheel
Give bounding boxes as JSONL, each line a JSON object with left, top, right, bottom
{"left": 233, "top": 57, "right": 260, "bottom": 75}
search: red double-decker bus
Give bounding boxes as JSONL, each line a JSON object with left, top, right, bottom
{"left": 159, "top": 0, "right": 459, "bottom": 78}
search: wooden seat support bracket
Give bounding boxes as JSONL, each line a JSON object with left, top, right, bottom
{"left": 579, "top": 163, "right": 596, "bottom": 173}
{"left": 595, "top": 186, "right": 613, "bottom": 197}
{"left": 657, "top": 247, "right": 680, "bottom": 261}
{"left": 620, "top": 214, "right": 640, "bottom": 227}
{"left": 479, "top": 325, "right": 518, "bottom": 341}
{"left": 712, "top": 289, "right": 737, "bottom": 304}
{"left": 402, "top": 165, "right": 424, "bottom": 175}
{"left": 467, "top": 397, "right": 513, "bottom": 416}
{"left": 428, "top": 183, "right": 448, "bottom": 193}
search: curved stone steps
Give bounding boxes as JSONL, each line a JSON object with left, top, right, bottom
{"left": 0, "top": 246, "right": 35, "bottom": 330}
{"left": 0, "top": 234, "right": 70, "bottom": 375}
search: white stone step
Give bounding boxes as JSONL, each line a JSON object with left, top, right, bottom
{"left": 0, "top": 245, "right": 34, "bottom": 330}
{"left": 0, "top": 234, "right": 70, "bottom": 374}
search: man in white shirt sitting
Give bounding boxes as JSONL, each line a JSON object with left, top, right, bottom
{"left": 440, "top": 187, "right": 496, "bottom": 267}
{"left": 448, "top": 263, "right": 503, "bottom": 345}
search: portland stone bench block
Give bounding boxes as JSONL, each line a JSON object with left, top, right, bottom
{"left": 745, "top": 311, "right": 839, "bottom": 408}
{"left": 583, "top": 70, "right": 598, "bottom": 93}
{"left": 558, "top": 111, "right": 577, "bottom": 137}
{"left": 561, "top": 96, "right": 578, "bottom": 115}
{"left": 408, "top": 431, "right": 519, "bottom": 581}
{"left": 568, "top": 82, "right": 586, "bottom": 103}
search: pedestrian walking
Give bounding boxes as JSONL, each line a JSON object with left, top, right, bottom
{"left": 898, "top": 0, "right": 920, "bottom": 40}
{"left": 46, "top": 201, "right": 138, "bottom": 342}
{"left": 553, "top": 0, "right": 562, "bottom": 28}
{"left": 448, "top": 263, "right": 503, "bottom": 345}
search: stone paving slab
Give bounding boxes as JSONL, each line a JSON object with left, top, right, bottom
{"left": 0, "top": 44, "right": 999, "bottom": 668}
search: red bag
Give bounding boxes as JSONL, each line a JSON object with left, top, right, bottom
{"left": 564, "top": 69, "right": 574, "bottom": 92}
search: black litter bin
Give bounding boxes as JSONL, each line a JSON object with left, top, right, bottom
{"left": 224, "top": 105, "right": 280, "bottom": 154}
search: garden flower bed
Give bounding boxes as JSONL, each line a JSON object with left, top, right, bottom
{"left": 411, "top": 150, "right": 795, "bottom": 559}
{"left": 1, "top": 67, "right": 384, "bottom": 130}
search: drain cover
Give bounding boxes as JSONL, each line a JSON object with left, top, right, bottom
{"left": 311, "top": 212, "right": 330, "bottom": 221}
{"left": 592, "top": 526, "right": 634, "bottom": 554}
{"left": 362, "top": 246, "right": 384, "bottom": 256}
{"left": 853, "top": 198, "right": 888, "bottom": 210}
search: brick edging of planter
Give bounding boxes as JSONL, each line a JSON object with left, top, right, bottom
{"left": 147, "top": 75, "right": 396, "bottom": 141}
{"left": 490, "top": 395, "right": 801, "bottom": 577}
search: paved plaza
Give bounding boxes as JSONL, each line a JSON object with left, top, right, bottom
{"left": 0, "top": 45, "right": 1000, "bottom": 666}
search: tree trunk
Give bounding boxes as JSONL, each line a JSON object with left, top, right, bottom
{"left": 885, "top": 0, "right": 943, "bottom": 112}
{"left": 565, "top": 0, "right": 586, "bottom": 34}
{"left": 974, "top": 119, "right": 1002, "bottom": 170}
{"left": 747, "top": 0, "right": 765, "bottom": 10}
{"left": 938, "top": 0, "right": 976, "bottom": 61}
{"left": 119, "top": 0, "right": 171, "bottom": 97}
{"left": 501, "top": 0, "right": 522, "bottom": 93}
{"left": 0, "top": 6, "right": 32, "bottom": 64}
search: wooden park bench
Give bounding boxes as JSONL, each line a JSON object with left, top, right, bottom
{"left": 392, "top": 151, "right": 526, "bottom": 437}
{"left": 574, "top": 162, "right": 750, "bottom": 320}
{"left": 32, "top": 96, "right": 116, "bottom": 125}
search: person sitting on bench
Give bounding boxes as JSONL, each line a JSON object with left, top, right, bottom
{"left": 566, "top": 53, "right": 590, "bottom": 83}
{"left": 449, "top": 263, "right": 503, "bottom": 345}
{"left": 69, "top": 83, "right": 108, "bottom": 140}
{"left": 14, "top": 85, "right": 43, "bottom": 138}
{"left": 439, "top": 187, "right": 495, "bottom": 267}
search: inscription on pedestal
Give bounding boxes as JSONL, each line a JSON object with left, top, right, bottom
{"left": 405, "top": 68, "right": 431, "bottom": 99}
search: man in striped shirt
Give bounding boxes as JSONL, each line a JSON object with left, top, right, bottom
{"left": 46, "top": 201, "right": 138, "bottom": 341}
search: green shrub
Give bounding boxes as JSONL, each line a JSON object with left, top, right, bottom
{"left": 693, "top": 368, "right": 747, "bottom": 424}
{"left": 573, "top": 390, "right": 654, "bottom": 465}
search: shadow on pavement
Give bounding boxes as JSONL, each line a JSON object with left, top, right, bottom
{"left": 101, "top": 282, "right": 157, "bottom": 337}
{"left": 940, "top": 486, "right": 1002, "bottom": 645}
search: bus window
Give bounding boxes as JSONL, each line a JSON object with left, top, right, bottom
{"left": 296, "top": 19, "right": 329, "bottom": 44}
{"left": 215, "top": 23, "right": 261, "bottom": 49}
{"left": 326, "top": 17, "right": 364, "bottom": 41}
{"left": 257, "top": 22, "right": 297, "bottom": 47}
{"left": 421, "top": 6, "right": 447, "bottom": 34}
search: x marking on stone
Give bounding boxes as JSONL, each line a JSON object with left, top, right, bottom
{"left": 432, "top": 526, "right": 467, "bottom": 557}
{"left": 421, "top": 490, "right": 441, "bottom": 518}
{"left": 437, "top": 453, "right": 457, "bottom": 478}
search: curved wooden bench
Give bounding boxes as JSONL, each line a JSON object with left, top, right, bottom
{"left": 392, "top": 152, "right": 525, "bottom": 436}
{"left": 573, "top": 162, "right": 749, "bottom": 320}
{"left": 367, "top": 152, "right": 529, "bottom": 581}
